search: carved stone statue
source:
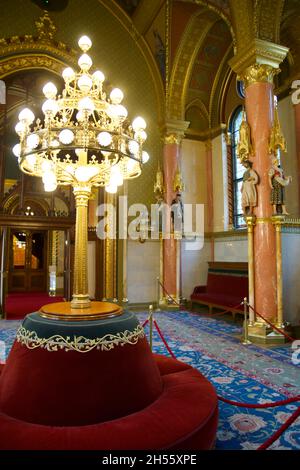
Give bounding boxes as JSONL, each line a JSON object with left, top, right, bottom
{"left": 241, "top": 160, "right": 258, "bottom": 215}
{"left": 268, "top": 158, "right": 292, "bottom": 215}
{"left": 171, "top": 193, "right": 184, "bottom": 232}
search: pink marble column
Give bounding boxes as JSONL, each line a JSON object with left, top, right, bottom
{"left": 245, "top": 81, "right": 277, "bottom": 321}
{"left": 205, "top": 140, "right": 214, "bottom": 260}
{"left": 294, "top": 103, "right": 300, "bottom": 213}
{"left": 163, "top": 140, "right": 179, "bottom": 298}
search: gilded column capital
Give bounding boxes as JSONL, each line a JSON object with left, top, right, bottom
{"left": 229, "top": 39, "right": 289, "bottom": 87}
{"left": 240, "top": 64, "right": 279, "bottom": 88}
{"left": 162, "top": 119, "right": 190, "bottom": 145}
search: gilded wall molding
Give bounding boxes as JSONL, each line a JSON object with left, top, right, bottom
{"left": 0, "top": 54, "right": 70, "bottom": 80}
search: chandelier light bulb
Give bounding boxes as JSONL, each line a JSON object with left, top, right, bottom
{"left": 78, "top": 96, "right": 95, "bottom": 114}
{"left": 97, "top": 131, "right": 112, "bottom": 147}
{"left": 42, "top": 171, "right": 56, "bottom": 185}
{"left": 128, "top": 139, "right": 139, "bottom": 154}
{"left": 108, "top": 104, "right": 128, "bottom": 121}
{"left": 15, "top": 121, "right": 26, "bottom": 135}
{"left": 105, "top": 183, "right": 117, "bottom": 194}
{"left": 134, "top": 130, "right": 147, "bottom": 142}
{"left": 78, "top": 35, "right": 92, "bottom": 52}
{"left": 115, "top": 104, "right": 128, "bottom": 121}
{"left": 62, "top": 67, "right": 75, "bottom": 82}
{"left": 26, "top": 154, "right": 37, "bottom": 167}
{"left": 92, "top": 70, "right": 105, "bottom": 84}
{"left": 59, "top": 129, "right": 75, "bottom": 145}
{"left": 132, "top": 116, "right": 146, "bottom": 131}
{"left": 44, "top": 181, "right": 57, "bottom": 192}
{"left": 75, "top": 166, "right": 92, "bottom": 182}
{"left": 42, "top": 99, "right": 59, "bottom": 116}
{"left": 77, "top": 74, "right": 93, "bottom": 93}
{"left": 78, "top": 53, "right": 92, "bottom": 71}
{"left": 42, "top": 82, "right": 57, "bottom": 99}
{"left": 50, "top": 139, "right": 59, "bottom": 148}
{"left": 18, "top": 108, "right": 35, "bottom": 124}
{"left": 12, "top": 143, "right": 21, "bottom": 157}
{"left": 110, "top": 88, "right": 124, "bottom": 104}
{"left": 41, "top": 160, "right": 53, "bottom": 172}
{"left": 110, "top": 166, "right": 123, "bottom": 186}
{"left": 76, "top": 110, "right": 84, "bottom": 122}
{"left": 142, "top": 151, "right": 150, "bottom": 163}
{"left": 127, "top": 158, "right": 136, "bottom": 172}
{"left": 26, "top": 133, "right": 40, "bottom": 149}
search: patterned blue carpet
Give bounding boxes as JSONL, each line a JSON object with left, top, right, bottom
{"left": 0, "top": 310, "right": 300, "bottom": 450}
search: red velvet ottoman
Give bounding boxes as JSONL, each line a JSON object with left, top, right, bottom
{"left": 0, "top": 311, "right": 218, "bottom": 449}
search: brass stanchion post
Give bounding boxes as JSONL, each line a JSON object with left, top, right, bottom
{"left": 246, "top": 216, "right": 256, "bottom": 325}
{"left": 242, "top": 297, "right": 251, "bottom": 345}
{"left": 149, "top": 304, "right": 154, "bottom": 351}
{"left": 156, "top": 277, "right": 161, "bottom": 312}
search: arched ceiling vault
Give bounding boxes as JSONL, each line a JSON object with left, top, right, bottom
{"left": 168, "top": 8, "right": 221, "bottom": 121}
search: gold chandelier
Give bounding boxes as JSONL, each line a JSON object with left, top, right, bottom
{"left": 13, "top": 35, "right": 149, "bottom": 193}
{"left": 13, "top": 35, "right": 149, "bottom": 317}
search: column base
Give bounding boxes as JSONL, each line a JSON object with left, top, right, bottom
{"left": 159, "top": 296, "right": 180, "bottom": 310}
{"left": 248, "top": 322, "right": 287, "bottom": 344}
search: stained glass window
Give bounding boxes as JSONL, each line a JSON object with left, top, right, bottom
{"left": 230, "top": 106, "right": 245, "bottom": 228}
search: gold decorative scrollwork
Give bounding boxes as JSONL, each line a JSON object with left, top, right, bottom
{"left": 237, "top": 111, "right": 253, "bottom": 161}
{"left": 269, "top": 104, "right": 287, "bottom": 154}
{"left": 16, "top": 324, "right": 145, "bottom": 353}
{"left": 173, "top": 166, "right": 185, "bottom": 193}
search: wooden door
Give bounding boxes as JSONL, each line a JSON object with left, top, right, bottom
{"left": 8, "top": 230, "right": 47, "bottom": 292}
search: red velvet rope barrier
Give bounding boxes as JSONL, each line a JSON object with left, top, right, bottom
{"left": 257, "top": 406, "right": 300, "bottom": 450}
{"left": 248, "top": 305, "right": 295, "bottom": 342}
{"left": 153, "top": 319, "right": 177, "bottom": 360}
{"left": 142, "top": 319, "right": 149, "bottom": 328}
{"left": 142, "top": 302, "right": 300, "bottom": 449}
{"left": 218, "top": 394, "right": 300, "bottom": 408}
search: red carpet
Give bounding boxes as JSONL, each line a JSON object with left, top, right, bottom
{"left": 4, "top": 293, "right": 64, "bottom": 320}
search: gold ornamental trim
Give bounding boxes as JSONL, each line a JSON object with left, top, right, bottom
{"left": 255, "top": 217, "right": 273, "bottom": 224}
{"left": 16, "top": 324, "right": 145, "bottom": 353}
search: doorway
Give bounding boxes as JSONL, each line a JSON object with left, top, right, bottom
{"left": 8, "top": 230, "right": 47, "bottom": 292}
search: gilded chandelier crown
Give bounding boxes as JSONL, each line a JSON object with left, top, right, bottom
{"left": 13, "top": 35, "right": 149, "bottom": 194}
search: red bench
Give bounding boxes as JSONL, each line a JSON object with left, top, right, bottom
{"left": 191, "top": 262, "right": 248, "bottom": 319}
